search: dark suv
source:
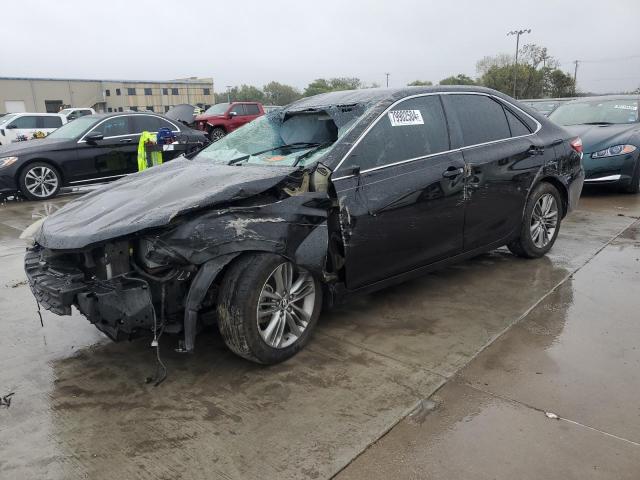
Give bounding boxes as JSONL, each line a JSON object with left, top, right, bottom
{"left": 25, "top": 86, "right": 584, "bottom": 365}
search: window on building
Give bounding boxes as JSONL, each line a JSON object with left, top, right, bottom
{"left": 116, "top": 88, "right": 121, "bottom": 96}
{"left": 130, "top": 106, "right": 138, "bottom": 112}
{"left": 144, "top": 88, "right": 152, "bottom": 96}
{"left": 162, "top": 88, "right": 168, "bottom": 95}
{"left": 203, "top": 88, "right": 211, "bottom": 95}
{"left": 127, "top": 88, "right": 136, "bottom": 95}
{"left": 341, "top": 95, "right": 450, "bottom": 172}
{"left": 118, "top": 107, "right": 123, "bottom": 112}
{"left": 107, "top": 107, "right": 113, "bottom": 112}
{"left": 171, "top": 88, "right": 179, "bottom": 95}
{"left": 105, "top": 89, "right": 111, "bottom": 97}
{"left": 164, "top": 105, "right": 171, "bottom": 113}
{"left": 146, "top": 106, "right": 154, "bottom": 112}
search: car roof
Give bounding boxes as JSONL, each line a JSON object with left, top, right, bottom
{"left": 11, "top": 112, "right": 63, "bottom": 116}
{"left": 90, "top": 112, "right": 172, "bottom": 120}
{"left": 563, "top": 94, "right": 640, "bottom": 103}
{"left": 284, "top": 85, "right": 508, "bottom": 113}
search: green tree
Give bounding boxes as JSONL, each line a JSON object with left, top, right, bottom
{"left": 439, "top": 74, "right": 475, "bottom": 85}
{"left": 262, "top": 81, "right": 302, "bottom": 105}
{"left": 234, "top": 84, "right": 265, "bottom": 102}
{"left": 303, "top": 77, "right": 362, "bottom": 96}
{"left": 407, "top": 80, "right": 433, "bottom": 86}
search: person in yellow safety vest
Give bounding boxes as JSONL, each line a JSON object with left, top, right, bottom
{"left": 137, "top": 131, "right": 163, "bottom": 171}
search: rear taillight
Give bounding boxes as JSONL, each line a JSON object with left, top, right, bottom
{"left": 570, "top": 137, "right": 583, "bottom": 154}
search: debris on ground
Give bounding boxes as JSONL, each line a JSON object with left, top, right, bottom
{"left": 545, "top": 411, "right": 560, "bottom": 420}
{"left": 1, "top": 392, "right": 15, "bottom": 408}
{"left": 5, "top": 279, "right": 27, "bottom": 288}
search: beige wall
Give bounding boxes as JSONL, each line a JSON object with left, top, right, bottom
{"left": 0, "top": 78, "right": 214, "bottom": 113}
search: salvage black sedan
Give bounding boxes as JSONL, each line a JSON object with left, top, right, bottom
{"left": 548, "top": 95, "right": 640, "bottom": 193}
{"left": 24, "top": 86, "right": 584, "bottom": 364}
{"left": 0, "top": 112, "right": 209, "bottom": 200}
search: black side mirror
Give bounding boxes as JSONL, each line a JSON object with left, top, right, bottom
{"left": 6, "top": 124, "right": 16, "bottom": 129}
{"left": 85, "top": 132, "right": 104, "bottom": 144}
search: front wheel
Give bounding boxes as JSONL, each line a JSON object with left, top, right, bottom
{"left": 217, "top": 253, "right": 322, "bottom": 364}
{"left": 209, "top": 127, "right": 226, "bottom": 142}
{"left": 19, "top": 162, "right": 61, "bottom": 201}
{"left": 623, "top": 160, "right": 640, "bottom": 194}
{"left": 508, "top": 182, "right": 562, "bottom": 258}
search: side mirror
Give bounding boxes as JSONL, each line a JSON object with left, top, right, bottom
{"left": 85, "top": 132, "right": 104, "bottom": 144}
{"left": 6, "top": 124, "right": 17, "bottom": 129}
{"left": 228, "top": 111, "right": 238, "bottom": 118}
{"left": 344, "top": 164, "right": 361, "bottom": 177}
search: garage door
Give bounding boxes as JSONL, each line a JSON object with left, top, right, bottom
{"left": 5, "top": 100, "right": 26, "bottom": 113}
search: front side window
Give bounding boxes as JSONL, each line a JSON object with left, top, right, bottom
{"left": 342, "top": 95, "right": 450, "bottom": 171}
{"left": 549, "top": 99, "right": 639, "bottom": 125}
{"left": 447, "top": 94, "right": 511, "bottom": 147}
{"left": 8, "top": 116, "right": 38, "bottom": 129}
{"left": 40, "top": 116, "right": 62, "bottom": 128}
{"left": 204, "top": 103, "right": 229, "bottom": 115}
{"left": 230, "top": 104, "right": 246, "bottom": 116}
{"left": 48, "top": 116, "right": 99, "bottom": 139}
{"left": 90, "top": 117, "right": 132, "bottom": 137}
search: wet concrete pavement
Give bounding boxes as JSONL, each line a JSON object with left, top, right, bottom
{"left": 1, "top": 191, "right": 639, "bottom": 479}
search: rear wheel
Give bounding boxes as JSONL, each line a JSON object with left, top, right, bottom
{"left": 209, "top": 127, "right": 226, "bottom": 142}
{"left": 217, "top": 253, "right": 322, "bottom": 364}
{"left": 508, "top": 182, "right": 562, "bottom": 258}
{"left": 19, "top": 162, "right": 61, "bottom": 201}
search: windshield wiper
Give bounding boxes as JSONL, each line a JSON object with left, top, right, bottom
{"left": 227, "top": 142, "right": 323, "bottom": 165}
{"left": 582, "top": 122, "right": 615, "bottom": 125}
{"left": 292, "top": 142, "right": 334, "bottom": 167}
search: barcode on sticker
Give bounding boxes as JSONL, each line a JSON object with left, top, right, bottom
{"left": 388, "top": 110, "right": 424, "bottom": 126}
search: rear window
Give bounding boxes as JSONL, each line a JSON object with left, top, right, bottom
{"left": 447, "top": 94, "right": 511, "bottom": 147}
{"left": 40, "top": 116, "right": 63, "bottom": 128}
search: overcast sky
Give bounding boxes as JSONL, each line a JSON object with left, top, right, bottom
{"left": 2, "top": 0, "right": 639, "bottom": 94}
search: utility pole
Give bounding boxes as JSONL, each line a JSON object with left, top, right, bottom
{"left": 385, "top": 73, "right": 390, "bottom": 87}
{"left": 507, "top": 29, "right": 531, "bottom": 99}
{"left": 572, "top": 60, "right": 579, "bottom": 96}
{"left": 225, "top": 85, "right": 232, "bottom": 103}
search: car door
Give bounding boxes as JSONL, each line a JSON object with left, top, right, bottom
{"left": 331, "top": 94, "right": 466, "bottom": 289}
{"left": 71, "top": 115, "right": 139, "bottom": 182}
{"left": 228, "top": 104, "right": 248, "bottom": 132}
{"left": 442, "top": 93, "right": 544, "bottom": 251}
{"left": 133, "top": 114, "right": 184, "bottom": 163}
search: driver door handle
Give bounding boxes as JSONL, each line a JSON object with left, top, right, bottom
{"left": 119, "top": 138, "right": 133, "bottom": 143}
{"left": 442, "top": 167, "right": 464, "bottom": 178}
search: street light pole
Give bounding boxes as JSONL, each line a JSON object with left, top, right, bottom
{"left": 572, "top": 60, "right": 579, "bottom": 96}
{"left": 385, "top": 73, "right": 390, "bottom": 87}
{"left": 507, "top": 29, "right": 531, "bottom": 99}
{"left": 226, "top": 85, "right": 232, "bottom": 103}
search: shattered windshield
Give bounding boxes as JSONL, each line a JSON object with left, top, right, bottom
{"left": 204, "top": 103, "right": 230, "bottom": 115}
{"left": 194, "top": 105, "right": 368, "bottom": 167}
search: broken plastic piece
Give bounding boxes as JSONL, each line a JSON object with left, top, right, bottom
{"left": 545, "top": 411, "right": 559, "bottom": 419}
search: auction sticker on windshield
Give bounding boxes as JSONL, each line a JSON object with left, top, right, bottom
{"left": 388, "top": 109, "right": 424, "bottom": 126}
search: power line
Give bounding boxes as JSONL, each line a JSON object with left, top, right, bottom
{"left": 560, "top": 54, "right": 640, "bottom": 65}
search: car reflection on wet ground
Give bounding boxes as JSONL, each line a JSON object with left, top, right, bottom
{"left": 1, "top": 188, "right": 639, "bottom": 479}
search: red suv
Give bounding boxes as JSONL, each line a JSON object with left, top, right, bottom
{"left": 195, "top": 102, "right": 264, "bottom": 141}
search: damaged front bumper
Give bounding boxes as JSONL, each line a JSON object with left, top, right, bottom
{"left": 25, "top": 247, "right": 156, "bottom": 341}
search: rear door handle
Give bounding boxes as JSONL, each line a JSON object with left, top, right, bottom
{"left": 442, "top": 167, "right": 464, "bottom": 178}
{"left": 528, "top": 145, "right": 545, "bottom": 155}
{"left": 119, "top": 138, "right": 133, "bottom": 143}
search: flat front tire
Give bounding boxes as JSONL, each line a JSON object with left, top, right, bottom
{"left": 217, "top": 253, "right": 322, "bottom": 364}
{"left": 19, "top": 162, "right": 61, "bottom": 201}
{"left": 508, "top": 182, "right": 562, "bottom": 258}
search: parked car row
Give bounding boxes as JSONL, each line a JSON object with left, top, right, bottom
{"left": 23, "top": 85, "right": 584, "bottom": 364}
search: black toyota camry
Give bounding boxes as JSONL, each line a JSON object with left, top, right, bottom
{"left": 0, "top": 112, "right": 209, "bottom": 200}
{"left": 24, "top": 86, "right": 584, "bottom": 365}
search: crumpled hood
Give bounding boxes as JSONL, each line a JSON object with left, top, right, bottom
{"left": 564, "top": 124, "right": 639, "bottom": 153}
{"left": 35, "top": 158, "right": 296, "bottom": 249}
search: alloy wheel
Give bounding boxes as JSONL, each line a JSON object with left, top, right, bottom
{"left": 256, "top": 262, "right": 316, "bottom": 349}
{"left": 24, "top": 166, "right": 59, "bottom": 199}
{"left": 530, "top": 193, "right": 558, "bottom": 248}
